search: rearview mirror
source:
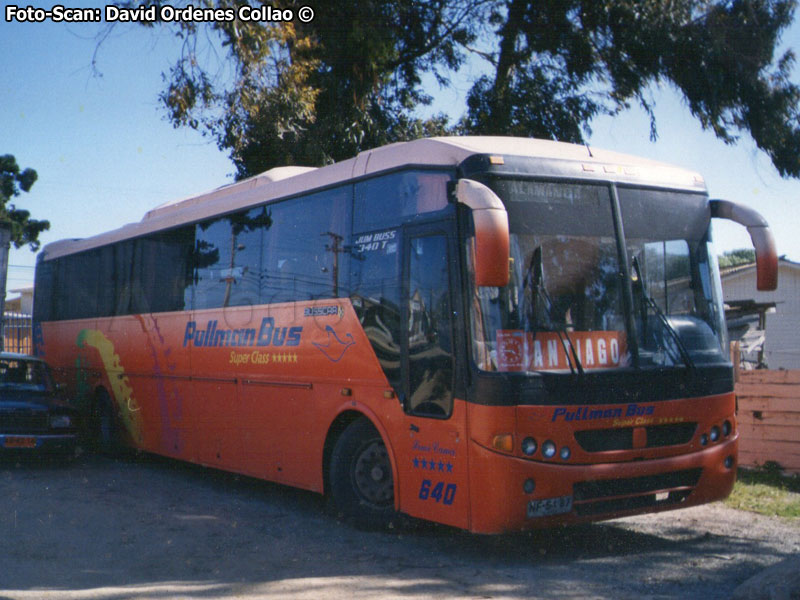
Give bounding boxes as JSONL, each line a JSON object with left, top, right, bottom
{"left": 710, "top": 199, "right": 778, "bottom": 291}
{"left": 455, "top": 179, "right": 510, "bottom": 287}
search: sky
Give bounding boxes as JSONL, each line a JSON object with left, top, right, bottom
{"left": 2, "top": 2, "right": 800, "bottom": 298}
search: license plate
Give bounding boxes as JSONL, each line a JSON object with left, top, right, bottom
{"left": 3, "top": 436, "right": 37, "bottom": 449}
{"left": 527, "top": 495, "right": 573, "bottom": 518}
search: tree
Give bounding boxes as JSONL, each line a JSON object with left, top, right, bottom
{"left": 117, "top": 0, "right": 484, "bottom": 178}
{"left": 113, "top": 0, "right": 800, "bottom": 179}
{"left": 0, "top": 154, "right": 50, "bottom": 251}
{"left": 718, "top": 248, "right": 757, "bottom": 267}
{"left": 462, "top": 0, "right": 800, "bottom": 178}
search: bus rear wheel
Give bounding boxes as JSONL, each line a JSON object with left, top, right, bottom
{"left": 329, "top": 417, "right": 396, "bottom": 529}
{"left": 92, "top": 390, "right": 121, "bottom": 455}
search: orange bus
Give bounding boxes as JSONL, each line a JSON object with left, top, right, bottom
{"left": 33, "top": 137, "right": 777, "bottom": 533}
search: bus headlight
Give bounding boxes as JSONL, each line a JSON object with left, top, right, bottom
{"left": 542, "top": 441, "right": 557, "bottom": 459}
{"left": 521, "top": 437, "right": 537, "bottom": 456}
{"left": 559, "top": 446, "right": 571, "bottom": 460}
{"left": 710, "top": 426, "right": 720, "bottom": 442}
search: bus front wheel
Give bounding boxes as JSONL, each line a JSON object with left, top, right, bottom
{"left": 329, "top": 417, "right": 396, "bottom": 529}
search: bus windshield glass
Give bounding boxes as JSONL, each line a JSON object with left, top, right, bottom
{"left": 469, "top": 179, "right": 728, "bottom": 373}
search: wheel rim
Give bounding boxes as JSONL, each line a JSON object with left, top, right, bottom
{"left": 352, "top": 439, "right": 393, "bottom": 508}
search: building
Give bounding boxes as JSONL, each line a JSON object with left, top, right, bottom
{"left": 5, "top": 286, "right": 34, "bottom": 314}
{"left": 3, "top": 286, "right": 34, "bottom": 354}
{"left": 721, "top": 257, "right": 800, "bottom": 370}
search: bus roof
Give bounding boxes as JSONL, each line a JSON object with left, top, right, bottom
{"left": 41, "top": 136, "right": 707, "bottom": 260}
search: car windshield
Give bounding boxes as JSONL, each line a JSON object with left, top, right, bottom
{"left": 469, "top": 179, "right": 728, "bottom": 373}
{"left": 0, "top": 358, "right": 53, "bottom": 391}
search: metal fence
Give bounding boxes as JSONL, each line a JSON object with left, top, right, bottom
{"left": 2, "top": 312, "right": 33, "bottom": 355}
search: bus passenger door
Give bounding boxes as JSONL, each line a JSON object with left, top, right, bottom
{"left": 398, "top": 222, "right": 469, "bottom": 529}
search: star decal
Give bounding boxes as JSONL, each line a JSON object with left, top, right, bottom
{"left": 411, "top": 457, "right": 455, "bottom": 475}
{"left": 271, "top": 352, "right": 298, "bottom": 364}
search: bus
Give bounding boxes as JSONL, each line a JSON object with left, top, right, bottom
{"left": 33, "top": 136, "right": 777, "bottom": 534}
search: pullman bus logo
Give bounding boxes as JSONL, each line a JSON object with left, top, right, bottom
{"left": 551, "top": 403, "right": 655, "bottom": 423}
{"left": 183, "top": 318, "right": 302, "bottom": 348}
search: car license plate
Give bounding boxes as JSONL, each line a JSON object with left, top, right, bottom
{"left": 3, "top": 436, "right": 37, "bottom": 449}
{"left": 527, "top": 495, "right": 573, "bottom": 518}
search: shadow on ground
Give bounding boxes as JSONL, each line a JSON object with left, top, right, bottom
{"left": 0, "top": 452, "right": 793, "bottom": 599}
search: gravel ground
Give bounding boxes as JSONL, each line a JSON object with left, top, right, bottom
{"left": 0, "top": 452, "right": 797, "bottom": 599}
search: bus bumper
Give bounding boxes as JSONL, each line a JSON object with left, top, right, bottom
{"left": 467, "top": 435, "right": 738, "bottom": 534}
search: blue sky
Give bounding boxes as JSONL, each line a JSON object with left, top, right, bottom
{"left": 2, "top": 3, "right": 799, "bottom": 296}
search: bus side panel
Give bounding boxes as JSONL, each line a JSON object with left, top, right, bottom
{"left": 239, "top": 381, "right": 317, "bottom": 489}
{"left": 38, "top": 318, "right": 97, "bottom": 416}
{"left": 188, "top": 301, "right": 393, "bottom": 492}
{"left": 189, "top": 379, "right": 242, "bottom": 468}
{"left": 90, "top": 312, "right": 194, "bottom": 454}
{"left": 40, "top": 313, "right": 195, "bottom": 455}
{"left": 391, "top": 398, "right": 470, "bottom": 530}
{"left": 466, "top": 403, "right": 519, "bottom": 533}
{"left": 40, "top": 300, "right": 474, "bottom": 529}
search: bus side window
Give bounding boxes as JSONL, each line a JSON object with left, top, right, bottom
{"left": 192, "top": 207, "right": 272, "bottom": 310}
{"left": 354, "top": 170, "right": 451, "bottom": 232}
{"left": 349, "top": 229, "right": 402, "bottom": 390}
{"left": 262, "top": 186, "right": 350, "bottom": 304}
{"left": 53, "top": 250, "right": 99, "bottom": 320}
{"left": 134, "top": 228, "right": 195, "bottom": 314}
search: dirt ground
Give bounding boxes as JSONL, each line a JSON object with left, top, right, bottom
{"left": 0, "top": 452, "right": 797, "bottom": 600}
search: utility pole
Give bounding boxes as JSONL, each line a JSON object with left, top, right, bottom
{"left": 0, "top": 222, "right": 12, "bottom": 351}
{"left": 322, "top": 232, "right": 344, "bottom": 297}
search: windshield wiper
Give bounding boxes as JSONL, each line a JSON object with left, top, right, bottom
{"left": 524, "top": 247, "right": 584, "bottom": 375}
{"left": 631, "top": 256, "right": 695, "bottom": 370}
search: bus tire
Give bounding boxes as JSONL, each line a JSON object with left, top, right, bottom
{"left": 329, "top": 417, "right": 396, "bottom": 529}
{"left": 93, "top": 390, "right": 121, "bottom": 455}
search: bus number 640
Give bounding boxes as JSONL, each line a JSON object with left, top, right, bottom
{"left": 419, "top": 479, "right": 457, "bottom": 505}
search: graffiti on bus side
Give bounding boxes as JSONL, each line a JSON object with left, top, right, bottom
{"left": 77, "top": 329, "right": 144, "bottom": 444}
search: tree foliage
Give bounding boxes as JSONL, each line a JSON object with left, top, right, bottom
{"left": 121, "top": 0, "right": 483, "bottom": 178}
{"left": 0, "top": 155, "right": 50, "bottom": 251}
{"left": 117, "top": 0, "right": 800, "bottom": 179}
{"left": 718, "top": 248, "right": 757, "bottom": 267}
{"left": 465, "top": 0, "right": 800, "bottom": 179}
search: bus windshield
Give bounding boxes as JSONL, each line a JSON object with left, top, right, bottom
{"left": 470, "top": 179, "right": 728, "bottom": 373}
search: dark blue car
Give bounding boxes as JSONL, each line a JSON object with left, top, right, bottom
{"left": 0, "top": 353, "right": 79, "bottom": 457}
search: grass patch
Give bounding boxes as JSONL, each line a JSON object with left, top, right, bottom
{"left": 725, "top": 462, "right": 800, "bottom": 518}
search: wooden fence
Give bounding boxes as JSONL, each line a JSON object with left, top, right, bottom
{"left": 735, "top": 369, "right": 800, "bottom": 475}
